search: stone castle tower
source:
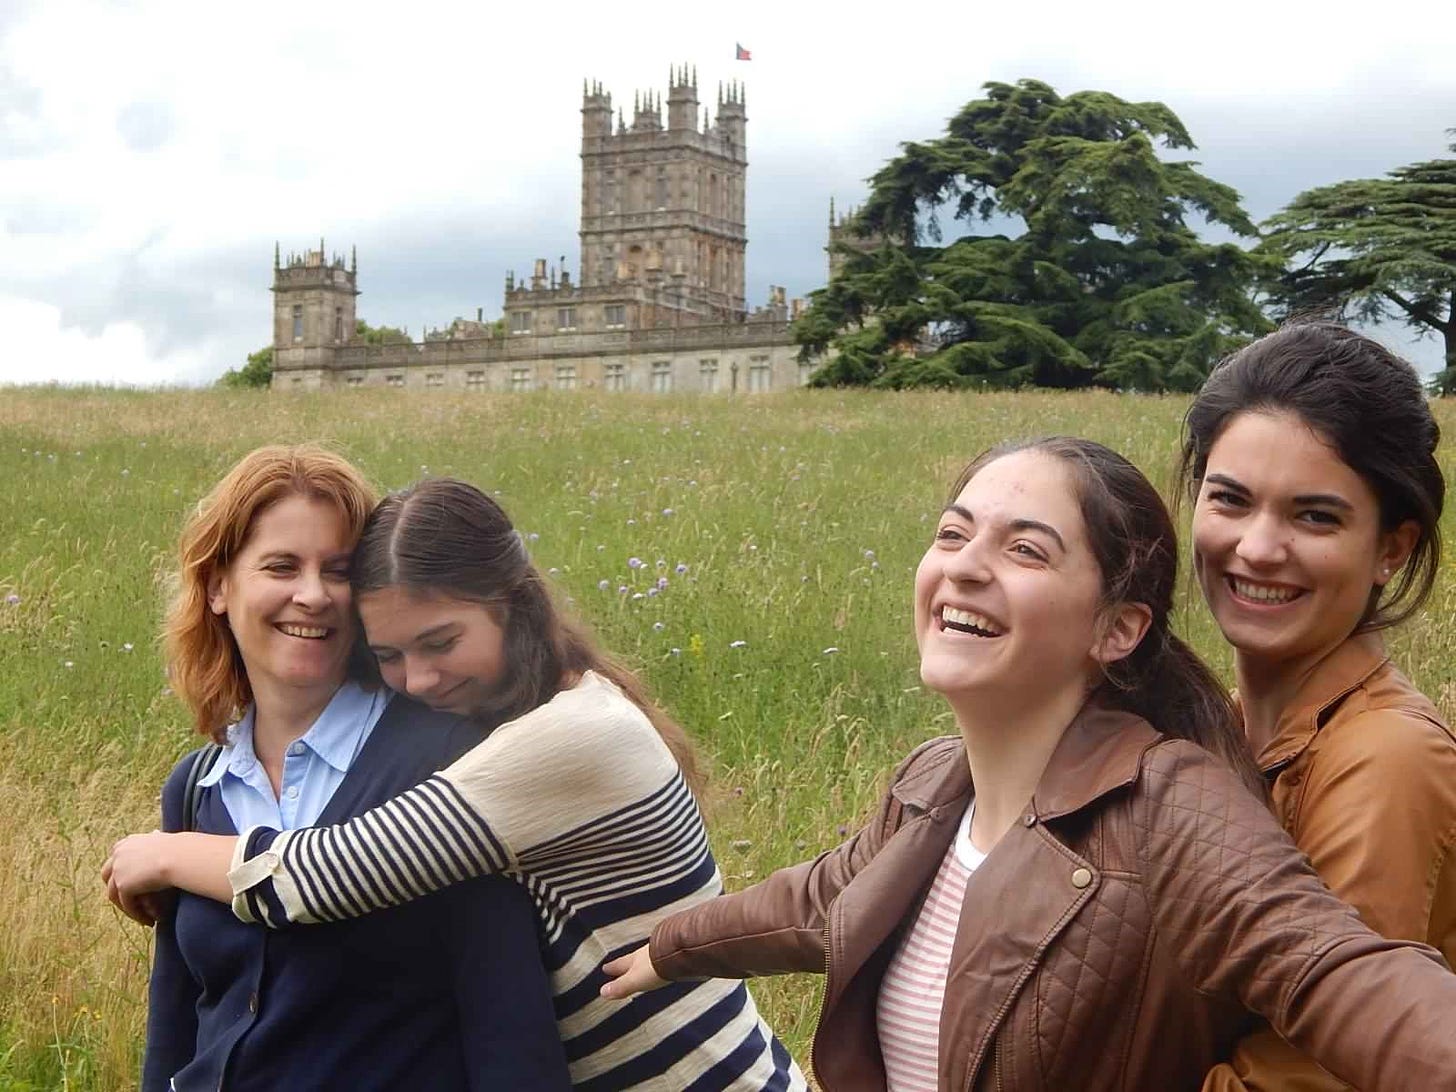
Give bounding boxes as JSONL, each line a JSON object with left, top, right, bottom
{"left": 578, "top": 66, "right": 747, "bottom": 317}
{"left": 271, "top": 240, "right": 358, "bottom": 365}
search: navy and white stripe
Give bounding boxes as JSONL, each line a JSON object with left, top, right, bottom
{"left": 231, "top": 672, "right": 806, "bottom": 1091}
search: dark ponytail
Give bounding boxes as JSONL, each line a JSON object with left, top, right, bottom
{"left": 352, "top": 478, "right": 703, "bottom": 793}
{"left": 955, "top": 438, "right": 1264, "bottom": 797}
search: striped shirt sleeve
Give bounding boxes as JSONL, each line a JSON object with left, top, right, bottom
{"left": 230, "top": 673, "right": 679, "bottom": 927}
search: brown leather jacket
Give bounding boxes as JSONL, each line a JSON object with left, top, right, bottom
{"left": 1203, "top": 635, "right": 1456, "bottom": 1092}
{"left": 652, "top": 702, "right": 1456, "bottom": 1091}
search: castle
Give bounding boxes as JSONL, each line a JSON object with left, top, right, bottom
{"left": 272, "top": 68, "right": 843, "bottom": 393}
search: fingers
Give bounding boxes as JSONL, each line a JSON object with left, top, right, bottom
{"left": 599, "top": 945, "right": 667, "bottom": 999}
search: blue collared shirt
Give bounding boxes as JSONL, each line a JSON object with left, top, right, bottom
{"left": 199, "top": 681, "right": 392, "bottom": 831}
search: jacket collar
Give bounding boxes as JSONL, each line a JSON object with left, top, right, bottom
{"left": 1250, "top": 633, "right": 1389, "bottom": 770}
{"left": 890, "top": 698, "right": 1162, "bottom": 820}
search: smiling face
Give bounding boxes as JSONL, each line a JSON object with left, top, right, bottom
{"left": 208, "top": 493, "right": 355, "bottom": 705}
{"left": 915, "top": 450, "right": 1111, "bottom": 711}
{"left": 1192, "top": 410, "right": 1414, "bottom": 671}
{"left": 358, "top": 586, "right": 509, "bottom": 716}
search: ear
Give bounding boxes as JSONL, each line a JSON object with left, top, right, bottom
{"left": 1092, "top": 601, "right": 1153, "bottom": 667}
{"left": 1374, "top": 520, "right": 1420, "bottom": 588}
{"left": 206, "top": 569, "right": 228, "bottom": 616}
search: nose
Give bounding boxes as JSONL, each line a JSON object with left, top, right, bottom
{"left": 941, "top": 533, "right": 993, "bottom": 584}
{"left": 292, "top": 567, "right": 333, "bottom": 610}
{"left": 401, "top": 655, "right": 441, "bottom": 699}
{"left": 1234, "top": 511, "right": 1289, "bottom": 567}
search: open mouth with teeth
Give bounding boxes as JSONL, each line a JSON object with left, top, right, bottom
{"left": 1225, "top": 577, "right": 1305, "bottom": 607}
{"left": 276, "top": 623, "right": 333, "bottom": 640}
{"left": 939, "top": 605, "right": 1005, "bottom": 637}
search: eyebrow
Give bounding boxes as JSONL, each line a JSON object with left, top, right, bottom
{"left": 1205, "top": 473, "right": 1354, "bottom": 511}
{"left": 369, "top": 622, "right": 458, "bottom": 652}
{"left": 941, "top": 505, "right": 1066, "bottom": 551}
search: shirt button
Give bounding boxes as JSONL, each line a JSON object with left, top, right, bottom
{"left": 1022, "top": 813, "right": 1037, "bottom": 827}
{"left": 284, "top": 784, "right": 299, "bottom": 800}
{"left": 1071, "top": 867, "right": 1093, "bottom": 889}
{"left": 288, "top": 742, "right": 305, "bottom": 756}
{"left": 248, "top": 992, "right": 259, "bottom": 1014}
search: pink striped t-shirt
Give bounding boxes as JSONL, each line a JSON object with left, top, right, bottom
{"left": 876, "top": 804, "right": 985, "bottom": 1092}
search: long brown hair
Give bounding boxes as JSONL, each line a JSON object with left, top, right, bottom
{"left": 164, "top": 445, "right": 379, "bottom": 741}
{"left": 352, "top": 478, "right": 703, "bottom": 792}
{"left": 954, "top": 437, "right": 1265, "bottom": 797}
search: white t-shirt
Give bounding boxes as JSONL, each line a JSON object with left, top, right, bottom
{"left": 876, "top": 804, "right": 986, "bottom": 1092}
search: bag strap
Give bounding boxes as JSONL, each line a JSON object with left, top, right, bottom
{"left": 182, "top": 743, "right": 223, "bottom": 832}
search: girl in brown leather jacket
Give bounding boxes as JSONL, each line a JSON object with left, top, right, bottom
{"left": 1183, "top": 322, "right": 1456, "bottom": 1092}
{"left": 604, "top": 436, "right": 1456, "bottom": 1091}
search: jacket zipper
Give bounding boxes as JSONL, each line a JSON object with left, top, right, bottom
{"left": 808, "top": 916, "right": 833, "bottom": 1089}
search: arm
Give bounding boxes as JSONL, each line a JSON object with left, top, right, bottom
{"left": 1202, "top": 710, "right": 1456, "bottom": 1092}
{"left": 106, "top": 831, "right": 236, "bottom": 912}
{"left": 138, "top": 763, "right": 201, "bottom": 1091}
{"left": 233, "top": 684, "right": 676, "bottom": 927}
{"left": 444, "top": 878, "right": 571, "bottom": 1091}
{"left": 638, "top": 740, "right": 946, "bottom": 986}
{"left": 1138, "top": 740, "right": 1456, "bottom": 1092}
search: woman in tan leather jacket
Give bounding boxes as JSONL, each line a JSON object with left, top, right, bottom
{"left": 603, "top": 436, "right": 1456, "bottom": 1091}
{"left": 1184, "top": 322, "right": 1456, "bottom": 1092}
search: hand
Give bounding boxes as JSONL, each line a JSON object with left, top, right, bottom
{"left": 600, "top": 943, "right": 668, "bottom": 999}
{"left": 102, "top": 831, "right": 178, "bottom": 926}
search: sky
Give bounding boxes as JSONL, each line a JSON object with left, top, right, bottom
{"left": 0, "top": 0, "right": 1452, "bottom": 387}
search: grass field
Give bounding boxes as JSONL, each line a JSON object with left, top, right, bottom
{"left": 4, "top": 386, "right": 1456, "bottom": 1090}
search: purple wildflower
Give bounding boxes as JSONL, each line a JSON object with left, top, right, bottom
{"left": 628, "top": 557, "right": 644, "bottom": 569}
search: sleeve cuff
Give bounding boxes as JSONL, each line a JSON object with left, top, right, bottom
{"left": 228, "top": 825, "right": 283, "bottom": 923}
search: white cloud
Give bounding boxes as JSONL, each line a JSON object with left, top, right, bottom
{"left": 0, "top": 0, "right": 1452, "bottom": 385}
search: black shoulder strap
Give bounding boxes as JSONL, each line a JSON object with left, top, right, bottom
{"left": 182, "top": 743, "right": 223, "bottom": 832}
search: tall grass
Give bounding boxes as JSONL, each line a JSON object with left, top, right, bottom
{"left": 3, "top": 387, "right": 1455, "bottom": 1090}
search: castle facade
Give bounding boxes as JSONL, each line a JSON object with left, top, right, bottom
{"left": 271, "top": 69, "right": 818, "bottom": 393}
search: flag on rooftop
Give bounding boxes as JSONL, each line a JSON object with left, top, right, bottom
{"left": 735, "top": 43, "right": 752, "bottom": 61}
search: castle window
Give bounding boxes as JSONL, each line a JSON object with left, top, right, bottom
{"left": 699, "top": 358, "right": 718, "bottom": 393}
{"left": 426, "top": 372, "right": 444, "bottom": 388}
{"left": 655, "top": 170, "right": 668, "bottom": 209}
{"left": 604, "top": 363, "right": 626, "bottom": 392}
{"left": 386, "top": 374, "right": 405, "bottom": 388}
{"left": 651, "top": 360, "right": 672, "bottom": 393}
{"left": 292, "top": 305, "right": 304, "bottom": 343}
{"left": 466, "top": 370, "right": 486, "bottom": 390}
{"left": 510, "top": 367, "right": 532, "bottom": 392}
{"left": 748, "top": 356, "right": 771, "bottom": 392}
{"left": 557, "top": 307, "right": 577, "bottom": 331}
{"left": 510, "top": 310, "right": 532, "bottom": 335}
{"left": 345, "top": 375, "right": 364, "bottom": 387}
{"left": 604, "top": 305, "right": 626, "bottom": 329}
{"left": 555, "top": 364, "right": 578, "bottom": 390}
{"left": 334, "top": 307, "right": 343, "bottom": 342}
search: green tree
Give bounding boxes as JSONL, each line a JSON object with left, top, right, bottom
{"left": 216, "top": 346, "right": 273, "bottom": 389}
{"left": 1259, "top": 137, "right": 1456, "bottom": 392}
{"left": 796, "top": 79, "right": 1271, "bottom": 391}
{"left": 356, "top": 319, "right": 413, "bottom": 345}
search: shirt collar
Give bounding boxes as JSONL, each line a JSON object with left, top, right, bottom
{"left": 1251, "top": 633, "right": 1389, "bottom": 771}
{"left": 196, "top": 681, "right": 386, "bottom": 785}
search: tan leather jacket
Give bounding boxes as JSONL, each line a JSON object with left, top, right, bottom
{"left": 1204, "top": 635, "right": 1456, "bottom": 1092}
{"left": 652, "top": 702, "right": 1456, "bottom": 1091}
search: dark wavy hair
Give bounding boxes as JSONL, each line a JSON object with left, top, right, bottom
{"left": 1179, "top": 320, "right": 1444, "bottom": 633}
{"left": 350, "top": 478, "right": 701, "bottom": 791}
{"left": 953, "top": 437, "right": 1264, "bottom": 797}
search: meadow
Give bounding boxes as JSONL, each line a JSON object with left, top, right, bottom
{"left": 4, "top": 386, "right": 1456, "bottom": 1091}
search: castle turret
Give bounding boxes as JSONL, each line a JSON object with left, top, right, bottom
{"left": 716, "top": 80, "right": 746, "bottom": 152}
{"left": 272, "top": 241, "right": 358, "bottom": 350}
{"left": 582, "top": 80, "right": 612, "bottom": 140}
{"left": 667, "top": 64, "right": 698, "bottom": 131}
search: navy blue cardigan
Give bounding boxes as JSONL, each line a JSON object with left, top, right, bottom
{"left": 142, "top": 694, "right": 570, "bottom": 1092}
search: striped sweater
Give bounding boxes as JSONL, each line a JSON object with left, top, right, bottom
{"left": 229, "top": 672, "right": 806, "bottom": 1091}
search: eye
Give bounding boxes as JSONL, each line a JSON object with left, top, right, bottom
{"left": 1205, "top": 489, "right": 1247, "bottom": 508}
{"left": 934, "top": 526, "right": 966, "bottom": 544}
{"left": 1010, "top": 541, "right": 1047, "bottom": 562}
{"left": 422, "top": 638, "right": 458, "bottom": 654}
{"left": 372, "top": 649, "right": 400, "bottom": 664}
{"left": 1298, "top": 509, "right": 1342, "bottom": 528}
{"left": 324, "top": 566, "right": 352, "bottom": 581}
{"left": 265, "top": 561, "right": 297, "bottom": 575}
